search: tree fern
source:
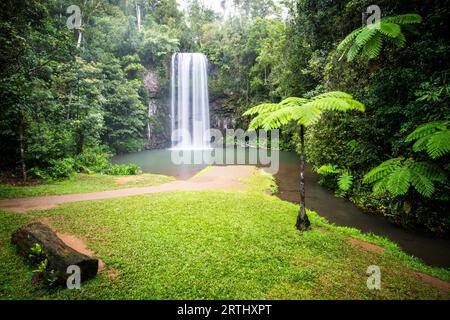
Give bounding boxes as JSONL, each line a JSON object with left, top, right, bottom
{"left": 244, "top": 91, "right": 365, "bottom": 131}
{"left": 338, "top": 13, "right": 422, "bottom": 62}
{"left": 406, "top": 121, "right": 450, "bottom": 159}
{"left": 363, "top": 158, "right": 446, "bottom": 197}
{"left": 243, "top": 92, "right": 365, "bottom": 231}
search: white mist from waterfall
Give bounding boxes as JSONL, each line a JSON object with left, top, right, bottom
{"left": 171, "top": 53, "right": 211, "bottom": 150}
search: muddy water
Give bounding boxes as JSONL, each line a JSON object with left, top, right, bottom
{"left": 113, "top": 148, "right": 450, "bottom": 268}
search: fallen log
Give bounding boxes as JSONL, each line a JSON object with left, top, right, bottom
{"left": 11, "top": 222, "right": 99, "bottom": 285}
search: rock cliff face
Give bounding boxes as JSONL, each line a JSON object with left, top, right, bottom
{"left": 143, "top": 69, "right": 170, "bottom": 149}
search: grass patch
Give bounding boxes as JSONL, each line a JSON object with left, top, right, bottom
{"left": 0, "top": 191, "right": 449, "bottom": 300}
{"left": 241, "top": 168, "right": 278, "bottom": 194}
{"left": 0, "top": 173, "right": 175, "bottom": 199}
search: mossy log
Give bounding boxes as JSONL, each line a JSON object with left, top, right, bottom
{"left": 11, "top": 222, "right": 98, "bottom": 284}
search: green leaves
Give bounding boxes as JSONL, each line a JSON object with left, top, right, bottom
{"left": 383, "top": 14, "right": 422, "bottom": 25}
{"left": 406, "top": 121, "right": 450, "bottom": 159}
{"left": 361, "top": 33, "right": 383, "bottom": 59}
{"left": 379, "top": 22, "right": 401, "bottom": 38}
{"left": 244, "top": 91, "right": 365, "bottom": 131}
{"left": 317, "top": 164, "right": 338, "bottom": 175}
{"left": 337, "top": 172, "right": 353, "bottom": 192}
{"left": 337, "top": 13, "right": 423, "bottom": 62}
{"left": 317, "top": 165, "right": 353, "bottom": 192}
{"left": 386, "top": 166, "right": 411, "bottom": 196}
{"left": 365, "top": 120, "right": 449, "bottom": 199}
{"left": 364, "top": 158, "right": 447, "bottom": 198}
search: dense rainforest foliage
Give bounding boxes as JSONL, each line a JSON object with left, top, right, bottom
{"left": 0, "top": 0, "right": 449, "bottom": 234}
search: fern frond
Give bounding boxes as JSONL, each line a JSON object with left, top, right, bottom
{"left": 373, "top": 179, "right": 388, "bottom": 195}
{"left": 391, "top": 31, "right": 406, "bottom": 48}
{"left": 383, "top": 14, "right": 422, "bottom": 25}
{"left": 312, "top": 91, "right": 353, "bottom": 100}
{"left": 379, "top": 22, "right": 401, "bottom": 38}
{"left": 427, "top": 130, "right": 450, "bottom": 159}
{"left": 248, "top": 113, "right": 270, "bottom": 130}
{"left": 291, "top": 104, "right": 323, "bottom": 127}
{"left": 406, "top": 121, "right": 448, "bottom": 141}
{"left": 243, "top": 103, "right": 282, "bottom": 116}
{"left": 317, "top": 164, "right": 339, "bottom": 175}
{"left": 386, "top": 166, "right": 411, "bottom": 196}
{"left": 306, "top": 98, "right": 352, "bottom": 112}
{"left": 343, "top": 98, "right": 366, "bottom": 112}
{"left": 337, "top": 27, "right": 363, "bottom": 52}
{"left": 347, "top": 42, "right": 362, "bottom": 62}
{"left": 363, "top": 158, "right": 403, "bottom": 183}
{"left": 355, "top": 27, "right": 378, "bottom": 47}
{"left": 279, "top": 97, "right": 308, "bottom": 106}
{"left": 338, "top": 172, "right": 353, "bottom": 191}
{"left": 259, "top": 106, "right": 294, "bottom": 130}
{"left": 362, "top": 32, "right": 383, "bottom": 59}
{"left": 406, "top": 121, "right": 450, "bottom": 158}
{"left": 407, "top": 161, "right": 447, "bottom": 183}
{"left": 409, "top": 170, "right": 435, "bottom": 198}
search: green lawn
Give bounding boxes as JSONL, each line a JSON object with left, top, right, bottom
{"left": 0, "top": 173, "right": 175, "bottom": 199}
{"left": 1, "top": 190, "right": 449, "bottom": 299}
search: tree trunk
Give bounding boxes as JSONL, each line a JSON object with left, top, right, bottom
{"left": 19, "top": 119, "right": 27, "bottom": 181}
{"left": 296, "top": 125, "right": 311, "bottom": 231}
{"left": 11, "top": 222, "right": 99, "bottom": 285}
{"left": 136, "top": 3, "right": 141, "bottom": 31}
{"left": 76, "top": 30, "right": 82, "bottom": 48}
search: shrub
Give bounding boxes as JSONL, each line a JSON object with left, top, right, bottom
{"left": 104, "top": 163, "right": 141, "bottom": 176}
{"left": 75, "top": 147, "right": 112, "bottom": 173}
{"left": 29, "top": 158, "right": 75, "bottom": 181}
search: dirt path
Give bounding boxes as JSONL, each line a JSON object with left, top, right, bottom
{"left": 0, "top": 166, "right": 255, "bottom": 213}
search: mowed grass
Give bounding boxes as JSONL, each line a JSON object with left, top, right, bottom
{"left": 0, "top": 173, "right": 175, "bottom": 199}
{"left": 0, "top": 191, "right": 449, "bottom": 300}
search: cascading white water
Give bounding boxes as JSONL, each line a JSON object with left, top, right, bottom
{"left": 171, "top": 53, "right": 211, "bottom": 149}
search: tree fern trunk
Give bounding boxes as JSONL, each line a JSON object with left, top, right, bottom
{"left": 296, "top": 125, "right": 311, "bottom": 231}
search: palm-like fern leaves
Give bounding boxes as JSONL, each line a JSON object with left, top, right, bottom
{"left": 317, "top": 164, "right": 353, "bottom": 192}
{"left": 243, "top": 91, "right": 365, "bottom": 131}
{"left": 406, "top": 121, "right": 450, "bottom": 159}
{"left": 338, "top": 13, "right": 422, "bottom": 62}
{"left": 363, "top": 158, "right": 446, "bottom": 197}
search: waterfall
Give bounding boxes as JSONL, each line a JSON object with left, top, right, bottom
{"left": 171, "top": 53, "right": 211, "bottom": 149}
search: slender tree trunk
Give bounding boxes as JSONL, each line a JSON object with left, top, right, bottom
{"left": 136, "top": 3, "right": 141, "bottom": 31}
{"left": 19, "top": 119, "right": 27, "bottom": 182}
{"left": 296, "top": 125, "right": 311, "bottom": 231}
{"left": 76, "top": 30, "right": 82, "bottom": 48}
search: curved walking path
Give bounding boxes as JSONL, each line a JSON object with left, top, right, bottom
{"left": 0, "top": 166, "right": 255, "bottom": 213}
